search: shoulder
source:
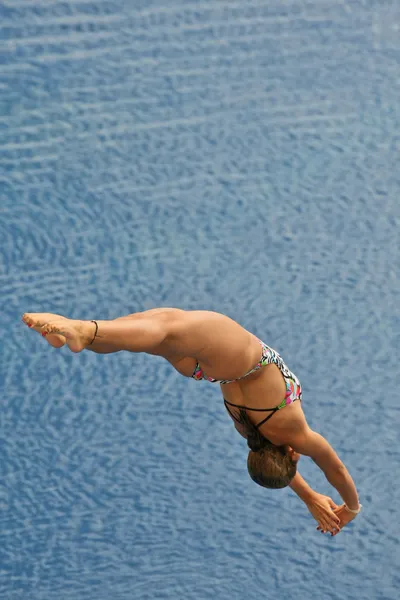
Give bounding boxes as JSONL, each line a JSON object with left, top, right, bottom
{"left": 257, "top": 401, "right": 308, "bottom": 446}
{"left": 266, "top": 422, "right": 324, "bottom": 457}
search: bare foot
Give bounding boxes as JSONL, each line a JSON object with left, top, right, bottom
{"left": 22, "top": 313, "right": 96, "bottom": 353}
{"left": 22, "top": 312, "right": 67, "bottom": 348}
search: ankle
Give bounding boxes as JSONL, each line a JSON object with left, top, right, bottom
{"left": 88, "top": 320, "right": 98, "bottom": 345}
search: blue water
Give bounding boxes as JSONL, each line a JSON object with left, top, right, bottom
{"left": 1, "top": 1, "right": 399, "bottom": 598}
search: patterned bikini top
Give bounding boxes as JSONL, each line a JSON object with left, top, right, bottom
{"left": 192, "top": 339, "right": 303, "bottom": 428}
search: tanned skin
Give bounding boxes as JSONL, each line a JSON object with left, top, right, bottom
{"left": 22, "top": 308, "right": 361, "bottom": 535}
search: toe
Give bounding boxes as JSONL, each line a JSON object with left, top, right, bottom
{"left": 41, "top": 323, "right": 52, "bottom": 335}
{"left": 23, "top": 314, "right": 44, "bottom": 329}
{"left": 22, "top": 314, "right": 32, "bottom": 326}
{"left": 42, "top": 322, "right": 64, "bottom": 337}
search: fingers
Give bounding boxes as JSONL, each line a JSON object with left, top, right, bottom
{"left": 316, "top": 525, "right": 340, "bottom": 536}
{"left": 333, "top": 504, "right": 346, "bottom": 514}
{"left": 316, "top": 516, "right": 341, "bottom": 536}
{"left": 329, "top": 509, "right": 342, "bottom": 523}
{"left": 321, "top": 510, "right": 340, "bottom": 526}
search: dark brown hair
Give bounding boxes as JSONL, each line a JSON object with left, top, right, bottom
{"left": 239, "top": 409, "right": 297, "bottom": 489}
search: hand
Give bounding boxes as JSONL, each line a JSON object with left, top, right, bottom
{"left": 321, "top": 504, "right": 360, "bottom": 530}
{"left": 305, "top": 493, "right": 341, "bottom": 536}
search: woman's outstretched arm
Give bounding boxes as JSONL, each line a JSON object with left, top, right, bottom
{"left": 290, "top": 428, "right": 361, "bottom": 519}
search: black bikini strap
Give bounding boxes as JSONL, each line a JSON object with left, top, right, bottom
{"left": 255, "top": 397, "right": 300, "bottom": 429}
{"left": 223, "top": 398, "right": 277, "bottom": 413}
{"left": 224, "top": 401, "right": 243, "bottom": 424}
{"left": 224, "top": 397, "right": 300, "bottom": 430}
{"left": 254, "top": 411, "right": 279, "bottom": 429}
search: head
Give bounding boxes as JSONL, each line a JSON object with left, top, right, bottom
{"left": 240, "top": 409, "right": 299, "bottom": 489}
{"left": 247, "top": 443, "right": 299, "bottom": 489}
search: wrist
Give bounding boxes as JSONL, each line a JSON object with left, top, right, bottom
{"left": 303, "top": 489, "right": 319, "bottom": 505}
{"left": 344, "top": 503, "right": 362, "bottom": 515}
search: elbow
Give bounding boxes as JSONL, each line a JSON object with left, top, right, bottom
{"left": 328, "top": 458, "right": 346, "bottom": 474}
{"left": 324, "top": 460, "right": 348, "bottom": 483}
{"left": 312, "top": 453, "right": 346, "bottom": 478}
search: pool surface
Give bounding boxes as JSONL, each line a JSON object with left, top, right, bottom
{"left": 1, "top": 1, "right": 399, "bottom": 598}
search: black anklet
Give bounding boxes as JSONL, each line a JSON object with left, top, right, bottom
{"left": 89, "top": 320, "right": 98, "bottom": 345}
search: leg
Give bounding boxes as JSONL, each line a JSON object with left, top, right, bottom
{"left": 114, "top": 308, "right": 177, "bottom": 321}
{"left": 22, "top": 310, "right": 178, "bottom": 354}
{"left": 86, "top": 308, "right": 179, "bottom": 354}
{"left": 25, "top": 308, "right": 177, "bottom": 353}
{"left": 69, "top": 310, "right": 176, "bottom": 353}
{"left": 22, "top": 309, "right": 257, "bottom": 377}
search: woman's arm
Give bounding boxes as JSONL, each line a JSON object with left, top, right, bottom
{"left": 289, "top": 471, "right": 316, "bottom": 503}
{"left": 289, "top": 471, "right": 341, "bottom": 535}
{"left": 290, "top": 428, "right": 360, "bottom": 511}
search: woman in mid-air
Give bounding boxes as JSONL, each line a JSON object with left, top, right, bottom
{"left": 22, "top": 308, "right": 361, "bottom": 536}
